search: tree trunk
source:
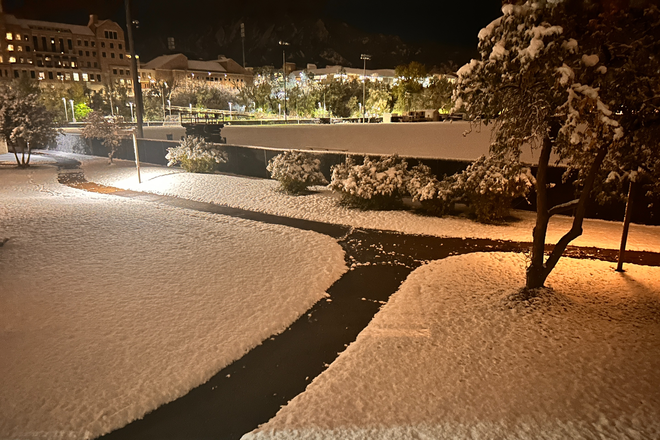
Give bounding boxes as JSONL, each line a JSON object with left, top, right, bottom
{"left": 526, "top": 133, "right": 553, "bottom": 289}
{"left": 616, "top": 179, "right": 637, "bottom": 272}
{"left": 526, "top": 145, "right": 609, "bottom": 288}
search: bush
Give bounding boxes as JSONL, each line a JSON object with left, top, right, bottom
{"left": 443, "top": 155, "right": 535, "bottom": 223}
{"left": 267, "top": 151, "right": 328, "bottom": 194}
{"left": 166, "top": 135, "right": 227, "bottom": 173}
{"left": 407, "top": 163, "right": 455, "bottom": 215}
{"left": 330, "top": 155, "right": 409, "bottom": 210}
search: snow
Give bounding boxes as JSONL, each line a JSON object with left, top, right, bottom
{"left": 0, "top": 165, "right": 346, "bottom": 439}
{"left": 76, "top": 154, "right": 660, "bottom": 253}
{"left": 244, "top": 253, "right": 660, "bottom": 440}
{"left": 582, "top": 54, "right": 600, "bottom": 67}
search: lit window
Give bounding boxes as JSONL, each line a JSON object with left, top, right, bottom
{"left": 39, "top": 71, "right": 45, "bottom": 80}
{"left": 17, "top": 46, "right": 22, "bottom": 52}
{"left": 71, "top": 61, "right": 76, "bottom": 68}
{"left": 27, "top": 59, "right": 33, "bottom": 64}
{"left": 16, "top": 34, "right": 21, "bottom": 41}
{"left": 6, "top": 33, "right": 13, "bottom": 40}
{"left": 9, "top": 57, "right": 16, "bottom": 63}
{"left": 0, "top": 55, "right": 2, "bottom": 63}
{"left": 119, "top": 78, "right": 125, "bottom": 84}
{"left": 7, "top": 45, "right": 14, "bottom": 51}
{"left": 65, "top": 72, "right": 70, "bottom": 80}
{"left": 73, "top": 72, "right": 79, "bottom": 81}
{"left": 82, "top": 73, "right": 88, "bottom": 81}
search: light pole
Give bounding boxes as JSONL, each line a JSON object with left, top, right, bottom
{"left": 69, "top": 99, "right": 76, "bottom": 123}
{"left": 279, "top": 40, "right": 290, "bottom": 123}
{"left": 62, "top": 97, "right": 68, "bottom": 122}
{"left": 128, "top": 102, "right": 134, "bottom": 122}
{"left": 361, "top": 54, "right": 371, "bottom": 123}
{"left": 125, "top": 0, "right": 144, "bottom": 138}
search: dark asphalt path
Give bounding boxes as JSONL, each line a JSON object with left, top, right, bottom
{"left": 42, "top": 152, "right": 660, "bottom": 440}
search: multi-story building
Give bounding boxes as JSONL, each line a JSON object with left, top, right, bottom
{"left": 139, "top": 53, "right": 252, "bottom": 89}
{"left": 0, "top": 8, "right": 131, "bottom": 89}
{"left": 291, "top": 64, "right": 397, "bottom": 85}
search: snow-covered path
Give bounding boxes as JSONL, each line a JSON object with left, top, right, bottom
{"left": 0, "top": 163, "right": 346, "bottom": 439}
{"left": 72, "top": 153, "right": 660, "bottom": 253}
{"left": 245, "top": 253, "right": 660, "bottom": 440}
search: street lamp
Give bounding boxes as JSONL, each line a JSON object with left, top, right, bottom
{"left": 69, "top": 99, "right": 76, "bottom": 123}
{"left": 279, "top": 40, "right": 290, "bottom": 123}
{"left": 62, "top": 97, "right": 68, "bottom": 122}
{"left": 361, "top": 54, "right": 371, "bottom": 123}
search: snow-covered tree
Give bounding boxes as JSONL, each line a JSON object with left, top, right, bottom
{"left": 0, "top": 85, "right": 57, "bottom": 168}
{"left": 267, "top": 151, "right": 327, "bottom": 194}
{"left": 81, "top": 111, "right": 131, "bottom": 164}
{"left": 454, "top": 0, "right": 658, "bottom": 289}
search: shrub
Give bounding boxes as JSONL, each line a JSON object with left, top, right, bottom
{"left": 443, "top": 155, "right": 535, "bottom": 223}
{"left": 266, "top": 151, "right": 328, "bottom": 194}
{"left": 330, "top": 155, "right": 409, "bottom": 210}
{"left": 407, "top": 163, "right": 456, "bottom": 215}
{"left": 166, "top": 135, "right": 227, "bottom": 173}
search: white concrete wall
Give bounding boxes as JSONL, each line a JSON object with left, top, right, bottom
{"left": 221, "top": 121, "right": 542, "bottom": 163}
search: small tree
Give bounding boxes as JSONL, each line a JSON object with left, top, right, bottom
{"left": 454, "top": 0, "right": 659, "bottom": 289}
{"left": 0, "top": 85, "right": 57, "bottom": 168}
{"left": 81, "top": 111, "right": 130, "bottom": 163}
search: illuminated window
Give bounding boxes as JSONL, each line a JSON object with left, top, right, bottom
{"left": 0, "top": 55, "right": 2, "bottom": 63}
{"left": 119, "top": 78, "right": 125, "bottom": 84}
{"left": 27, "top": 59, "right": 33, "bottom": 64}
{"left": 71, "top": 61, "right": 76, "bottom": 68}
{"left": 73, "top": 72, "right": 79, "bottom": 81}
{"left": 39, "top": 71, "right": 45, "bottom": 80}
{"left": 82, "top": 72, "right": 88, "bottom": 81}
{"left": 6, "top": 33, "right": 13, "bottom": 40}
{"left": 57, "top": 72, "right": 63, "bottom": 80}
{"left": 9, "top": 57, "right": 16, "bottom": 63}
{"left": 17, "top": 46, "right": 22, "bottom": 52}
{"left": 65, "top": 72, "right": 71, "bottom": 80}
{"left": 16, "top": 34, "right": 21, "bottom": 41}
{"left": 7, "top": 45, "right": 14, "bottom": 51}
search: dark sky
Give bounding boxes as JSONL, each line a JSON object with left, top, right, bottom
{"left": 2, "top": 0, "right": 503, "bottom": 64}
{"left": 2, "top": 0, "right": 501, "bottom": 45}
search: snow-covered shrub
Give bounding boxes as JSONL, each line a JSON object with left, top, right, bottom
{"left": 407, "top": 164, "right": 456, "bottom": 215}
{"left": 266, "top": 151, "right": 328, "bottom": 194}
{"left": 444, "top": 155, "right": 535, "bottom": 223}
{"left": 330, "top": 155, "right": 409, "bottom": 210}
{"left": 166, "top": 135, "right": 227, "bottom": 173}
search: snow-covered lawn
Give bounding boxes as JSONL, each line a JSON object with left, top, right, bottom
{"left": 244, "top": 253, "right": 660, "bottom": 440}
{"left": 0, "top": 165, "right": 346, "bottom": 439}
{"left": 75, "top": 154, "right": 660, "bottom": 253}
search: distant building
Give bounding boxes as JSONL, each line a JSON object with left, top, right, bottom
{"left": 291, "top": 64, "right": 396, "bottom": 85}
{"left": 139, "top": 53, "right": 252, "bottom": 89}
{"left": 0, "top": 7, "right": 131, "bottom": 89}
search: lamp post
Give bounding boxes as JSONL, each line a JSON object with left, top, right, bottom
{"left": 62, "top": 97, "right": 68, "bottom": 122}
{"left": 125, "top": 0, "right": 144, "bottom": 138}
{"left": 69, "top": 99, "right": 76, "bottom": 123}
{"left": 361, "top": 54, "right": 371, "bottom": 123}
{"left": 279, "top": 40, "right": 290, "bottom": 123}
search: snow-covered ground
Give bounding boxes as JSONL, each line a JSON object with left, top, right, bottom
{"left": 244, "top": 253, "right": 660, "bottom": 440}
{"left": 75, "top": 153, "right": 660, "bottom": 253}
{"left": 0, "top": 164, "right": 346, "bottom": 439}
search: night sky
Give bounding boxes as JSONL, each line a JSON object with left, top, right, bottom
{"left": 2, "top": 0, "right": 503, "bottom": 65}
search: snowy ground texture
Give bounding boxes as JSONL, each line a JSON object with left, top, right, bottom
{"left": 0, "top": 164, "right": 346, "bottom": 439}
{"left": 76, "top": 154, "right": 660, "bottom": 253}
{"left": 245, "top": 253, "right": 660, "bottom": 440}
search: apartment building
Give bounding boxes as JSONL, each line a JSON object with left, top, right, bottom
{"left": 139, "top": 53, "right": 252, "bottom": 89}
{"left": 0, "top": 8, "right": 131, "bottom": 89}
